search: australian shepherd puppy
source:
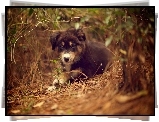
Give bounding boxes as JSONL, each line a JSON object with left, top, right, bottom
{"left": 48, "top": 28, "right": 113, "bottom": 90}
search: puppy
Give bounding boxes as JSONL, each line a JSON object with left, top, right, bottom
{"left": 48, "top": 28, "right": 113, "bottom": 90}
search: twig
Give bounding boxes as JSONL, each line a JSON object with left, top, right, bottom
{"left": 93, "top": 63, "right": 103, "bottom": 77}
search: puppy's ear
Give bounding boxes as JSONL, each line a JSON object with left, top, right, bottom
{"left": 76, "top": 29, "right": 86, "bottom": 41}
{"left": 50, "top": 32, "right": 60, "bottom": 50}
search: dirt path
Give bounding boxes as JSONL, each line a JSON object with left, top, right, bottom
{"left": 6, "top": 60, "right": 154, "bottom": 115}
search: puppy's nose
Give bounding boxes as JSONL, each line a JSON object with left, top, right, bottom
{"left": 63, "top": 53, "right": 70, "bottom": 62}
{"left": 64, "top": 57, "right": 69, "bottom": 62}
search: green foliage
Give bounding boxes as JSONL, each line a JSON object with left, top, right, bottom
{"left": 50, "top": 59, "right": 62, "bottom": 76}
{"left": 7, "top": 8, "right": 154, "bottom": 49}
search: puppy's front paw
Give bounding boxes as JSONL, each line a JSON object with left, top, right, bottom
{"left": 53, "top": 78, "right": 65, "bottom": 85}
{"left": 47, "top": 73, "right": 70, "bottom": 92}
{"left": 47, "top": 85, "right": 56, "bottom": 91}
{"left": 47, "top": 78, "right": 66, "bottom": 92}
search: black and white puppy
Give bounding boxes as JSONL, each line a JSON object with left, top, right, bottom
{"left": 48, "top": 28, "right": 113, "bottom": 90}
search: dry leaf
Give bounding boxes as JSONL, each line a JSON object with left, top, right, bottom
{"left": 103, "top": 102, "right": 111, "bottom": 109}
{"left": 8, "top": 101, "right": 14, "bottom": 103}
{"left": 11, "top": 110, "right": 20, "bottom": 114}
{"left": 129, "top": 29, "right": 135, "bottom": 35}
{"left": 33, "top": 101, "right": 44, "bottom": 108}
{"left": 40, "top": 84, "right": 43, "bottom": 91}
{"left": 51, "top": 104, "right": 58, "bottom": 110}
{"left": 138, "top": 54, "right": 145, "bottom": 63}
{"left": 57, "top": 110, "right": 65, "bottom": 115}
{"left": 119, "top": 49, "right": 127, "bottom": 55}
{"left": 115, "top": 90, "right": 148, "bottom": 103}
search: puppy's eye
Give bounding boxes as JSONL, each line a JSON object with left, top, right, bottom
{"left": 59, "top": 45, "right": 64, "bottom": 51}
{"left": 59, "top": 43, "right": 64, "bottom": 48}
{"left": 71, "top": 44, "right": 76, "bottom": 48}
{"left": 60, "top": 45, "right": 63, "bottom": 48}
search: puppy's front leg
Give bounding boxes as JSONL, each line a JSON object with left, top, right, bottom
{"left": 47, "top": 69, "right": 82, "bottom": 91}
{"left": 47, "top": 72, "right": 69, "bottom": 91}
{"left": 53, "top": 69, "right": 82, "bottom": 85}
{"left": 53, "top": 72, "right": 70, "bottom": 85}
{"left": 69, "top": 69, "right": 82, "bottom": 79}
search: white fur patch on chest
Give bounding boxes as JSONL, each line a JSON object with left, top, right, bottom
{"left": 63, "top": 64, "right": 71, "bottom": 72}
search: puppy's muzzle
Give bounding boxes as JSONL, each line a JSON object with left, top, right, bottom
{"left": 62, "top": 53, "right": 71, "bottom": 63}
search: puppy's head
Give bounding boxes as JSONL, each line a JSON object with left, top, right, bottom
{"left": 50, "top": 28, "right": 86, "bottom": 66}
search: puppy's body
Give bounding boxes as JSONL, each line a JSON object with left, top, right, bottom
{"left": 49, "top": 28, "right": 113, "bottom": 89}
{"left": 71, "top": 41, "right": 112, "bottom": 77}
